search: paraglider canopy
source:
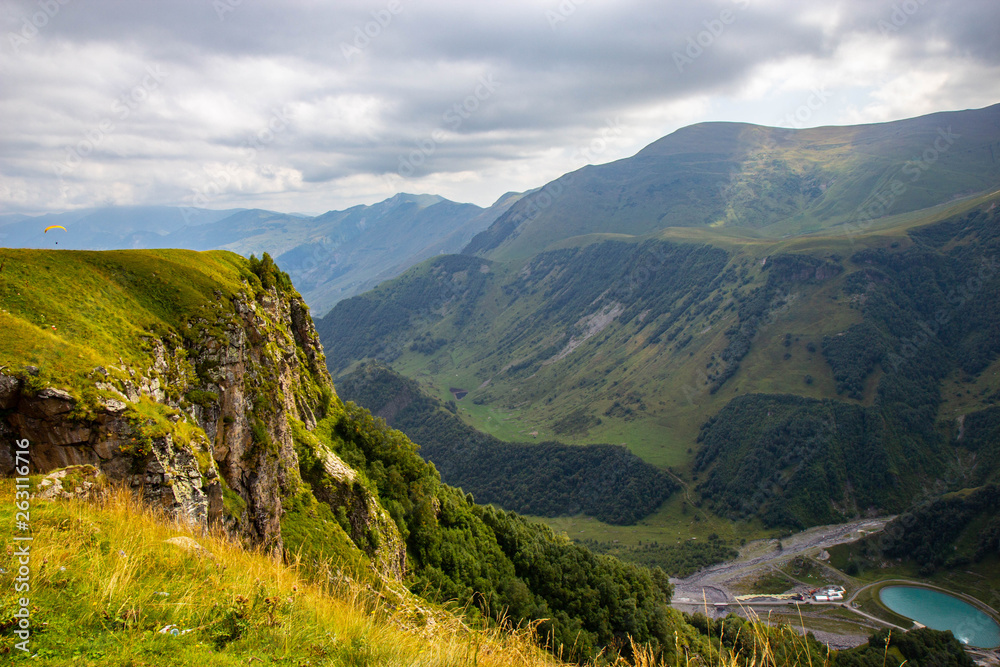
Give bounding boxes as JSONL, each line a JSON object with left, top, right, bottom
{"left": 44, "top": 225, "right": 66, "bottom": 233}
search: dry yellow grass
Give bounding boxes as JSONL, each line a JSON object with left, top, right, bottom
{"left": 0, "top": 481, "right": 570, "bottom": 666}
{"left": 2, "top": 481, "right": 894, "bottom": 666}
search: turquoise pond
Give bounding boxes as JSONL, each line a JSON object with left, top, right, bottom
{"left": 879, "top": 586, "right": 1000, "bottom": 649}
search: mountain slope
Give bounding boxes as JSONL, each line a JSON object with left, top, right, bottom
{"left": 0, "top": 247, "right": 696, "bottom": 662}
{"left": 464, "top": 104, "right": 1000, "bottom": 259}
{"left": 318, "top": 191, "right": 1000, "bottom": 530}
{"left": 2, "top": 193, "right": 512, "bottom": 313}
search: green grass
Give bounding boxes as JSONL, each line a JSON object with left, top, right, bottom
{"left": 0, "top": 481, "right": 567, "bottom": 666}
{"left": 530, "top": 491, "right": 772, "bottom": 550}
{"left": 0, "top": 249, "right": 251, "bottom": 395}
{"left": 783, "top": 557, "right": 838, "bottom": 588}
{"left": 743, "top": 569, "right": 796, "bottom": 596}
{"left": 851, "top": 583, "right": 920, "bottom": 629}
{"left": 937, "top": 354, "right": 1000, "bottom": 421}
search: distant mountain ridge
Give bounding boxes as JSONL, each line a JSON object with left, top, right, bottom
{"left": 0, "top": 193, "right": 513, "bottom": 314}
{"left": 319, "top": 104, "right": 1000, "bottom": 535}
{"left": 464, "top": 103, "right": 1000, "bottom": 259}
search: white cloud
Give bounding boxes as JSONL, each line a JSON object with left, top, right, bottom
{"left": 0, "top": 0, "right": 998, "bottom": 215}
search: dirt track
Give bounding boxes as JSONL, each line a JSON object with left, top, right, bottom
{"left": 671, "top": 516, "right": 892, "bottom": 610}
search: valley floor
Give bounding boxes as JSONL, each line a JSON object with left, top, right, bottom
{"left": 671, "top": 517, "right": 892, "bottom": 607}
{"left": 671, "top": 517, "right": 1000, "bottom": 663}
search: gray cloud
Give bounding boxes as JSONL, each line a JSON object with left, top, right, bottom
{"left": 1, "top": 0, "right": 998, "bottom": 215}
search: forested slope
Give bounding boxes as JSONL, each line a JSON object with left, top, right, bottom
{"left": 695, "top": 203, "right": 1000, "bottom": 527}
{"left": 337, "top": 362, "right": 677, "bottom": 524}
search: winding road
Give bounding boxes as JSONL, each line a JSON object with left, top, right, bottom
{"left": 671, "top": 516, "right": 892, "bottom": 609}
{"left": 669, "top": 519, "right": 1000, "bottom": 661}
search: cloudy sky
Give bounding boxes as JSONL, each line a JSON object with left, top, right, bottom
{"left": 1, "top": 0, "right": 999, "bottom": 216}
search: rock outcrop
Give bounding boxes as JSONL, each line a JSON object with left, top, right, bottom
{"left": 0, "top": 380, "right": 218, "bottom": 526}
{"left": 1, "top": 278, "right": 406, "bottom": 580}
{"left": 313, "top": 445, "right": 407, "bottom": 580}
{"left": 36, "top": 465, "right": 107, "bottom": 502}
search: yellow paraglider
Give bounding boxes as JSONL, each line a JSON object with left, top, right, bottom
{"left": 44, "top": 225, "right": 66, "bottom": 233}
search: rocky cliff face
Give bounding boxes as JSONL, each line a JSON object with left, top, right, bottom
{"left": 0, "top": 279, "right": 406, "bottom": 579}
{"left": 0, "top": 380, "right": 219, "bottom": 526}
{"left": 311, "top": 443, "right": 408, "bottom": 580}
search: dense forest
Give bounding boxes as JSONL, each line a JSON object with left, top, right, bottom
{"left": 843, "top": 484, "right": 1000, "bottom": 575}
{"left": 336, "top": 362, "right": 677, "bottom": 525}
{"left": 694, "top": 205, "right": 1000, "bottom": 527}
{"left": 959, "top": 406, "right": 1000, "bottom": 484}
{"left": 693, "top": 393, "right": 899, "bottom": 528}
{"left": 293, "top": 399, "right": 681, "bottom": 661}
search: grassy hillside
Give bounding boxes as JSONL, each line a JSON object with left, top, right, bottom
{"left": 0, "top": 248, "right": 253, "bottom": 387}
{"left": 465, "top": 104, "right": 1000, "bottom": 260}
{"left": 0, "top": 482, "right": 561, "bottom": 666}
{"left": 318, "top": 192, "right": 1000, "bottom": 534}
{"left": 0, "top": 248, "right": 695, "bottom": 663}
{"left": 1, "top": 248, "right": 984, "bottom": 666}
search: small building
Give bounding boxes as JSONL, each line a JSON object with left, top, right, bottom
{"left": 814, "top": 585, "right": 845, "bottom": 602}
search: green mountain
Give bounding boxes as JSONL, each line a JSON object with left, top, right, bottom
{"left": 0, "top": 248, "right": 980, "bottom": 665}
{"left": 170, "top": 194, "right": 506, "bottom": 313}
{"left": 2, "top": 192, "right": 516, "bottom": 313}
{"left": 465, "top": 104, "right": 1000, "bottom": 259}
{"left": 317, "top": 105, "right": 1000, "bottom": 537}
{"left": 0, "top": 248, "right": 692, "bottom": 662}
